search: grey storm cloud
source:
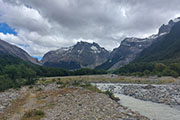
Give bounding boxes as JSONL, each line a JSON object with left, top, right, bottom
{"left": 0, "top": 0, "right": 180, "bottom": 56}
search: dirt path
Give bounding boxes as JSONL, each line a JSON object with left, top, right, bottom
{"left": 9, "top": 91, "right": 38, "bottom": 120}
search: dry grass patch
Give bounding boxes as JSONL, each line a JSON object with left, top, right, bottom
{"left": 21, "top": 109, "right": 45, "bottom": 120}
{"left": 43, "top": 75, "right": 178, "bottom": 84}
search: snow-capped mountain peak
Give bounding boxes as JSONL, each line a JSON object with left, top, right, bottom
{"left": 173, "top": 17, "right": 180, "bottom": 23}
{"left": 41, "top": 41, "right": 110, "bottom": 69}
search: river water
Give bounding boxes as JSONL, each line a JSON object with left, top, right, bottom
{"left": 95, "top": 83, "right": 180, "bottom": 120}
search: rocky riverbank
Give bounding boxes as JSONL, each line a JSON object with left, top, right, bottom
{"left": 0, "top": 88, "right": 27, "bottom": 112}
{"left": 0, "top": 83, "right": 148, "bottom": 120}
{"left": 95, "top": 83, "right": 180, "bottom": 107}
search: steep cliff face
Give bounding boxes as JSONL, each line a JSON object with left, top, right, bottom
{"left": 42, "top": 41, "right": 110, "bottom": 70}
{"left": 158, "top": 17, "right": 180, "bottom": 35}
{"left": 96, "top": 37, "right": 156, "bottom": 70}
{"left": 135, "top": 20, "right": 180, "bottom": 63}
{"left": 0, "top": 39, "right": 39, "bottom": 65}
{"left": 96, "top": 17, "right": 180, "bottom": 70}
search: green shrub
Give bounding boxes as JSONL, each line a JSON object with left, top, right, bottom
{"left": 143, "top": 70, "right": 151, "bottom": 76}
{"left": 71, "top": 80, "right": 81, "bottom": 86}
{"left": 36, "top": 88, "right": 42, "bottom": 91}
{"left": 28, "top": 85, "right": 33, "bottom": 89}
{"left": 105, "top": 90, "right": 113, "bottom": 97}
{"left": 105, "top": 90, "right": 120, "bottom": 102}
{"left": 56, "top": 81, "right": 63, "bottom": 85}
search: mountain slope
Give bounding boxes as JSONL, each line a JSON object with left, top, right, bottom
{"left": 0, "top": 53, "right": 38, "bottom": 91}
{"left": 0, "top": 39, "right": 39, "bottom": 65}
{"left": 158, "top": 17, "right": 180, "bottom": 35}
{"left": 114, "top": 20, "right": 180, "bottom": 77}
{"left": 135, "top": 21, "right": 180, "bottom": 63}
{"left": 96, "top": 37, "right": 156, "bottom": 70}
{"left": 96, "top": 17, "right": 180, "bottom": 70}
{"left": 42, "top": 41, "right": 110, "bottom": 70}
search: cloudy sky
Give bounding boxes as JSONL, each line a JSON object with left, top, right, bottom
{"left": 0, "top": 0, "right": 180, "bottom": 59}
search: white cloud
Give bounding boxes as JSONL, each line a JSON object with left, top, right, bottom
{"left": 0, "top": 0, "right": 180, "bottom": 56}
{"left": 0, "top": 32, "right": 22, "bottom": 45}
{"left": 0, "top": 0, "right": 51, "bottom": 34}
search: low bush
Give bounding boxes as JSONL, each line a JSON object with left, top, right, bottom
{"left": 22, "top": 109, "right": 45, "bottom": 120}
{"left": 105, "top": 90, "right": 120, "bottom": 102}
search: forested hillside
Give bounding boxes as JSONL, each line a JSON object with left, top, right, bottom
{"left": 0, "top": 54, "right": 106, "bottom": 91}
{"left": 115, "top": 21, "right": 180, "bottom": 77}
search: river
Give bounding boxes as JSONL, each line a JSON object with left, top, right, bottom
{"left": 95, "top": 83, "right": 180, "bottom": 120}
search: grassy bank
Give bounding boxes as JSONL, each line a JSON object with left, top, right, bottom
{"left": 38, "top": 75, "right": 179, "bottom": 85}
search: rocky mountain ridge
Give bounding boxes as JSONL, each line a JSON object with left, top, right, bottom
{"left": 41, "top": 41, "right": 110, "bottom": 70}
{"left": 134, "top": 20, "right": 180, "bottom": 63}
{"left": 0, "top": 17, "right": 179, "bottom": 70}
{"left": 96, "top": 17, "right": 180, "bottom": 70}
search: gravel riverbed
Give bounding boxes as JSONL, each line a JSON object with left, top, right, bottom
{"left": 0, "top": 83, "right": 149, "bottom": 120}
{"left": 95, "top": 83, "right": 180, "bottom": 107}
{"left": 0, "top": 88, "right": 26, "bottom": 112}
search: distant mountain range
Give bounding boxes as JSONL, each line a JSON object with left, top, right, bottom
{"left": 41, "top": 41, "right": 110, "bottom": 70}
{"left": 96, "top": 17, "right": 180, "bottom": 70}
{"left": 0, "top": 17, "right": 180, "bottom": 70}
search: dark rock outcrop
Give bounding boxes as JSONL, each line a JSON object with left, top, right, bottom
{"left": 42, "top": 41, "right": 110, "bottom": 70}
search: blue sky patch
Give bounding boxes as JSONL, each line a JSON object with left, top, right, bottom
{"left": 32, "top": 56, "right": 43, "bottom": 61}
{"left": 0, "top": 23, "right": 17, "bottom": 35}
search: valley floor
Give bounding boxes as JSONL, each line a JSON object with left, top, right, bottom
{"left": 44, "top": 74, "right": 180, "bottom": 85}
{"left": 1, "top": 75, "right": 180, "bottom": 120}
{"left": 0, "top": 81, "right": 148, "bottom": 120}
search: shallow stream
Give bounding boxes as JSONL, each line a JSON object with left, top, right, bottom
{"left": 95, "top": 83, "right": 180, "bottom": 120}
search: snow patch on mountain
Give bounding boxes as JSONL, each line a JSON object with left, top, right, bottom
{"left": 173, "top": 17, "right": 180, "bottom": 23}
{"left": 91, "top": 46, "right": 100, "bottom": 53}
{"left": 159, "top": 32, "right": 168, "bottom": 36}
{"left": 77, "top": 49, "right": 83, "bottom": 54}
{"left": 148, "top": 34, "right": 158, "bottom": 39}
